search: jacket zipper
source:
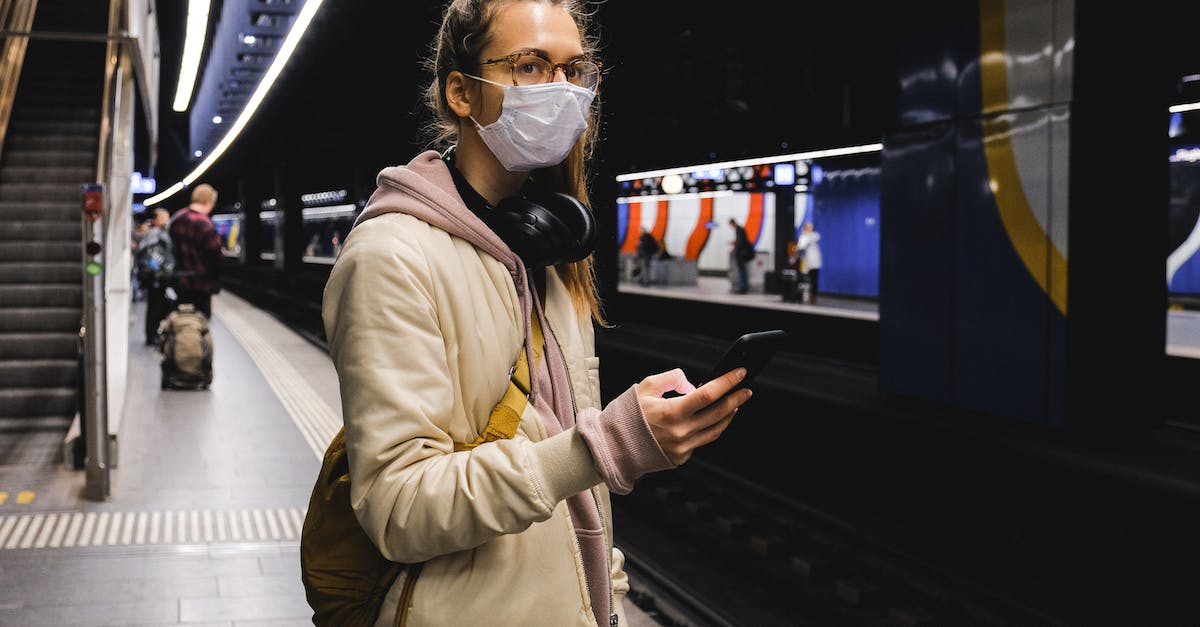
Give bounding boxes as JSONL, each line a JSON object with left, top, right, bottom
{"left": 542, "top": 311, "right": 595, "bottom": 620}
{"left": 541, "top": 306, "right": 615, "bottom": 625}
{"left": 594, "top": 485, "right": 615, "bottom": 626}
{"left": 393, "top": 563, "right": 424, "bottom": 627}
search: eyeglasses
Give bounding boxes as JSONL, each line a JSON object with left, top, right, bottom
{"left": 478, "top": 51, "right": 602, "bottom": 91}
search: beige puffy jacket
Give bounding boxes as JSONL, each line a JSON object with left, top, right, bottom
{"left": 323, "top": 152, "right": 673, "bottom": 626}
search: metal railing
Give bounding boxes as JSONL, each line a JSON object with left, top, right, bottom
{"left": 0, "top": 0, "right": 39, "bottom": 164}
{"left": 79, "top": 0, "right": 144, "bottom": 501}
{"left": 77, "top": 0, "right": 122, "bottom": 502}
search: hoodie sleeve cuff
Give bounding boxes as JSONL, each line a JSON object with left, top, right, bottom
{"left": 527, "top": 428, "right": 605, "bottom": 508}
{"left": 576, "top": 385, "right": 675, "bottom": 495}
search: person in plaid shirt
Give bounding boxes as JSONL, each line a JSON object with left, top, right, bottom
{"left": 168, "top": 183, "right": 222, "bottom": 318}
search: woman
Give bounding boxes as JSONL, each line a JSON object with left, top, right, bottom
{"left": 322, "top": 1, "right": 753, "bottom": 625}
{"left": 796, "top": 222, "right": 822, "bottom": 303}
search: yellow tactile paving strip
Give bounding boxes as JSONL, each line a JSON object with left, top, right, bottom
{"left": 0, "top": 491, "right": 36, "bottom": 505}
{"left": 0, "top": 507, "right": 306, "bottom": 550}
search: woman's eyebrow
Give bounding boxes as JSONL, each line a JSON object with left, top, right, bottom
{"left": 511, "top": 47, "right": 587, "bottom": 62}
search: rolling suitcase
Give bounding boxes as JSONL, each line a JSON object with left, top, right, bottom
{"left": 780, "top": 269, "right": 810, "bottom": 303}
{"left": 158, "top": 303, "right": 213, "bottom": 389}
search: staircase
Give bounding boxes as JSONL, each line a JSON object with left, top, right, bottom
{"left": 0, "top": 0, "right": 107, "bottom": 466}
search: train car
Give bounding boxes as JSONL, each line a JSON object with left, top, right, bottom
{"left": 298, "top": 189, "right": 358, "bottom": 266}
{"left": 1168, "top": 142, "right": 1200, "bottom": 303}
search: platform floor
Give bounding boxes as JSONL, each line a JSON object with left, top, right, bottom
{"left": 618, "top": 275, "right": 1200, "bottom": 358}
{"left": 0, "top": 292, "right": 663, "bottom": 626}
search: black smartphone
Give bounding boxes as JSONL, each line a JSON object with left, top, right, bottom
{"left": 705, "top": 329, "right": 787, "bottom": 391}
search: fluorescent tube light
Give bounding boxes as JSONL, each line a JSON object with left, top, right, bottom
{"left": 172, "top": 0, "right": 212, "bottom": 112}
{"left": 616, "top": 143, "right": 883, "bottom": 182}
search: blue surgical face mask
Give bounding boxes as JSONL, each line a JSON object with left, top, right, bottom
{"left": 466, "top": 74, "right": 595, "bottom": 172}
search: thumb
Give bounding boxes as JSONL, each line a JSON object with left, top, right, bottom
{"left": 640, "top": 368, "right": 697, "bottom": 395}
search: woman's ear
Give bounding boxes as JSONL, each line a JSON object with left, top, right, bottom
{"left": 445, "top": 71, "right": 474, "bottom": 119}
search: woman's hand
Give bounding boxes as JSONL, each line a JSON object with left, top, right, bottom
{"left": 635, "top": 368, "right": 753, "bottom": 465}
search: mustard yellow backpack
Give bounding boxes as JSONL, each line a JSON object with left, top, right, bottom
{"left": 300, "top": 316, "right": 543, "bottom": 626}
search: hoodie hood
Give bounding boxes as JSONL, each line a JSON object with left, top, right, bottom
{"left": 355, "top": 150, "right": 523, "bottom": 281}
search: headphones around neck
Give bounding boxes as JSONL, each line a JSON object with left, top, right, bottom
{"left": 491, "top": 191, "right": 597, "bottom": 268}
{"left": 441, "top": 150, "right": 597, "bottom": 268}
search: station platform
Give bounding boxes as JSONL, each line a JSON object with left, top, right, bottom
{"left": 0, "top": 292, "right": 664, "bottom": 626}
{"left": 618, "top": 275, "right": 1200, "bottom": 361}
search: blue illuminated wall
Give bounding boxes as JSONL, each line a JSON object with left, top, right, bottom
{"left": 809, "top": 158, "right": 881, "bottom": 298}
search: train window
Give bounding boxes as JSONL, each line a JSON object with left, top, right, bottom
{"left": 259, "top": 210, "right": 280, "bottom": 261}
{"left": 301, "top": 204, "right": 358, "bottom": 265}
{"left": 211, "top": 213, "right": 243, "bottom": 259}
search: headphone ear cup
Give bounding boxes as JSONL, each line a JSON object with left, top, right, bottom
{"left": 537, "top": 192, "right": 597, "bottom": 264}
{"left": 492, "top": 197, "right": 557, "bottom": 268}
{"left": 494, "top": 192, "right": 597, "bottom": 267}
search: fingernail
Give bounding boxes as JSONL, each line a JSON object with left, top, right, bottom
{"left": 742, "top": 389, "right": 753, "bottom": 400}
{"left": 736, "top": 368, "right": 747, "bottom": 380}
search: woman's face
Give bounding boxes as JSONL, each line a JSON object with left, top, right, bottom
{"left": 471, "top": 1, "right": 584, "bottom": 126}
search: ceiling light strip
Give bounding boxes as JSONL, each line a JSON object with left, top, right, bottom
{"left": 171, "top": 0, "right": 212, "bottom": 112}
{"left": 615, "top": 143, "right": 884, "bottom": 182}
{"left": 148, "top": 0, "right": 325, "bottom": 206}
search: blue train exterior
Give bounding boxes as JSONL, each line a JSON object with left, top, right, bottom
{"left": 1169, "top": 145, "right": 1200, "bottom": 298}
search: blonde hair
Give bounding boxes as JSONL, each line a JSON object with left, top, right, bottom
{"left": 421, "top": 0, "right": 607, "bottom": 325}
{"left": 191, "top": 183, "right": 217, "bottom": 206}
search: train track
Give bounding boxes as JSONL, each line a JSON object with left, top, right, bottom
{"left": 611, "top": 459, "right": 1068, "bottom": 627}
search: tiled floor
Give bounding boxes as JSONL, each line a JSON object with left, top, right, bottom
{"left": 0, "top": 291, "right": 664, "bottom": 626}
{"left": 0, "top": 292, "right": 322, "bottom": 625}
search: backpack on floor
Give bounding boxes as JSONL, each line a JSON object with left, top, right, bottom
{"left": 158, "top": 303, "right": 213, "bottom": 390}
{"left": 300, "top": 315, "right": 543, "bottom": 626}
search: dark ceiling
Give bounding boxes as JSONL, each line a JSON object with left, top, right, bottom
{"left": 152, "top": 1, "right": 894, "bottom": 204}
{"left": 151, "top": 2, "right": 1200, "bottom": 212}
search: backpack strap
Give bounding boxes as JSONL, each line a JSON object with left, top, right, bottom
{"left": 454, "top": 313, "right": 543, "bottom": 451}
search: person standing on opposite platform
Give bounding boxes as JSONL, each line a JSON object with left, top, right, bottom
{"left": 317, "top": 1, "right": 755, "bottom": 625}
{"left": 635, "top": 226, "right": 658, "bottom": 285}
{"left": 729, "top": 217, "right": 753, "bottom": 294}
{"left": 796, "top": 222, "right": 822, "bottom": 304}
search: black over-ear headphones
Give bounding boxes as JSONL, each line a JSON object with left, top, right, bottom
{"left": 491, "top": 192, "right": 597, "bottom": 268}
{"left": 441, "top": 148, "right": 597, "bottom": 267}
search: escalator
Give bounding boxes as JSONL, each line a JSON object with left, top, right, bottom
{"left": 0, "top": 0, "right": 108, "bottom": 466}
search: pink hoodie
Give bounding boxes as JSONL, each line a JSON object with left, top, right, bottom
{"left": 353, "top": 150, "right": 674, "bottom": 626}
